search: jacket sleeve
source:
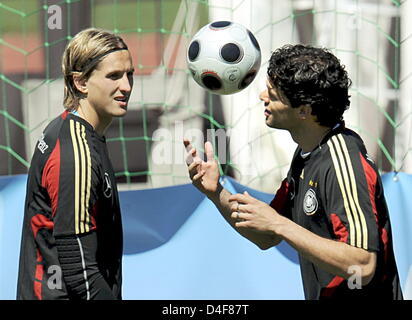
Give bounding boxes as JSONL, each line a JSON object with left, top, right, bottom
{"left": 55, "top": 232, "right": 116, "bottom": 300}
{"left": 41, "top": 119, "right": 100, "bottom": 237}
{"left": 323, "top": 134, "right": 380, "bottom": 252}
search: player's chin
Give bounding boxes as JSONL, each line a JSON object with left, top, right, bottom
{"left": 111, "top": 105, "right": 128, "bottom": 117}
{"left": 265, "top": 117, "right": 275, "bottom": 128}
{"left": 265, "top": 119, "right": 283, "bottom": 130}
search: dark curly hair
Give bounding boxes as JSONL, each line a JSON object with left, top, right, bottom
{"left": 267, "top": 44, "right": 351, "bottom": 127}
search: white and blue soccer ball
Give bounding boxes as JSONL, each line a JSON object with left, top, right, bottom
{"left": 187, "top": 21, "right": 262, "bottom": 95}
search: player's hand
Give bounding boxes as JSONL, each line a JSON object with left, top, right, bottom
{"left": 183, "top": 139, "right": 220, "bottom": 197}
{"left": 229, "top": 191, "right": 282, "bottom": 235}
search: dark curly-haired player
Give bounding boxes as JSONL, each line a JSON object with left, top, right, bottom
{"left": 184, "top": 44, "right": 403, "bottom": 299}
{"left": 17, "top": 28, "right": 134, "bottom": 300}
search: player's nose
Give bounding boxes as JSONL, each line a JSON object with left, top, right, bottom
{"left": 119, "top": 73, "right": 132, "bottom": 93}
{"left": 259, "top": 89, "right": 269, "bottom": 105}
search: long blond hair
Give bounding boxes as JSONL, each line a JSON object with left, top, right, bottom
{"left": 62, "top": 28, "right": 128, "bottom": 110}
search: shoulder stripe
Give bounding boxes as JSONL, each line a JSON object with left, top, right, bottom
{"left": 80, "top": 124, "right": 92, "bottom": 233}
{"left": 70, "top": 119, "right": 92, "bottom": 235}
{"left": 336, "top": 134, "right": 368, "bottom": 249}
{"left": 76, "top": 122, "right": 87, "bottom": 234}
{"left": 327, "top": 135, "right": 369, "bottom": 249}
{"left": 327, "top": 138, "right": 356, "bottom": 247}
{"left": 332, "top": 135, "right": 363, "bottom": 248}
{"left": 69, "top": 120, "right": 81, "bottom": 234}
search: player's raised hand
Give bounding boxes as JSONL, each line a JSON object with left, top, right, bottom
{"left": 183, "top": 139, "right": 220, "bottom": 196}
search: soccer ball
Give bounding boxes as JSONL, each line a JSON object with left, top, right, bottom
{"left": 187, "top": 21, "right": 261, "bottom": 95}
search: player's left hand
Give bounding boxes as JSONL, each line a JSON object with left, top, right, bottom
{"left": 229, "top": 191, "right": 281, "bottom": 235}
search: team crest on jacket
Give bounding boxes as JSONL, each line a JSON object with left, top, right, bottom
{"left": 303, "top": 188, "right": 318, "bottom": 215}
{"left": 37, "top": 133, "right": 49, "bottom": 154}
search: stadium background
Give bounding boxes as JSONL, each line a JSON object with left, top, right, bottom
{"left": 0, "top": 0, "right": 411, "bottom": 299}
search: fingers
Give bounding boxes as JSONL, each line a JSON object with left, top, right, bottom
{"left": 229, "top": 201, "right": 238, "bottom": 213}
{"left": 184, "top": 139, "right": 216, "bottom": 165}
{"left": 193, "top": 170, "right": 205, "bottom": 181}
{"left": 231, "top": 211, "right": 253, "bottom": 229}
{"left": 229, "top": 191, "right": 254, "bottom": 205}
{"left": 188, "top": 159, "right": 200, "bottom": 171}
{"left": 187, "top": 159, "right": 201, "bottom": 179}
{"left": 184, "top": 138, "right": 199, "bottom": 166}
{"left": 234, "top": 220, "right": 251, "bottom": 228}
{"left": 229, "top": 201, "right": 251, "bottom": 213}
{"left": 230, "top": 211, "right": 252, "bottom": 220}
{"left": 183, "top": 138, "right": 191, "bottom": 149}
{"left": 204, "top": 141, "right": 215, "bottom": 162}
{"left": 185, "top": 147, "right": 197, "bottom": 166}
{"left": 230, "top": 210, "right": 253, "bottom": 228}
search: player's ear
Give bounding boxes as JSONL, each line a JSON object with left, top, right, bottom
{"left": 298, "top": 104, "right": 312, "bottom": 120}
{"left": 73, "top": 72, "right": 88, "bottom": 94}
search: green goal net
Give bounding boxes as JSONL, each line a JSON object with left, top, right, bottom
{"left": 1, "top": 0, "right": 411, "bottom": 193}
